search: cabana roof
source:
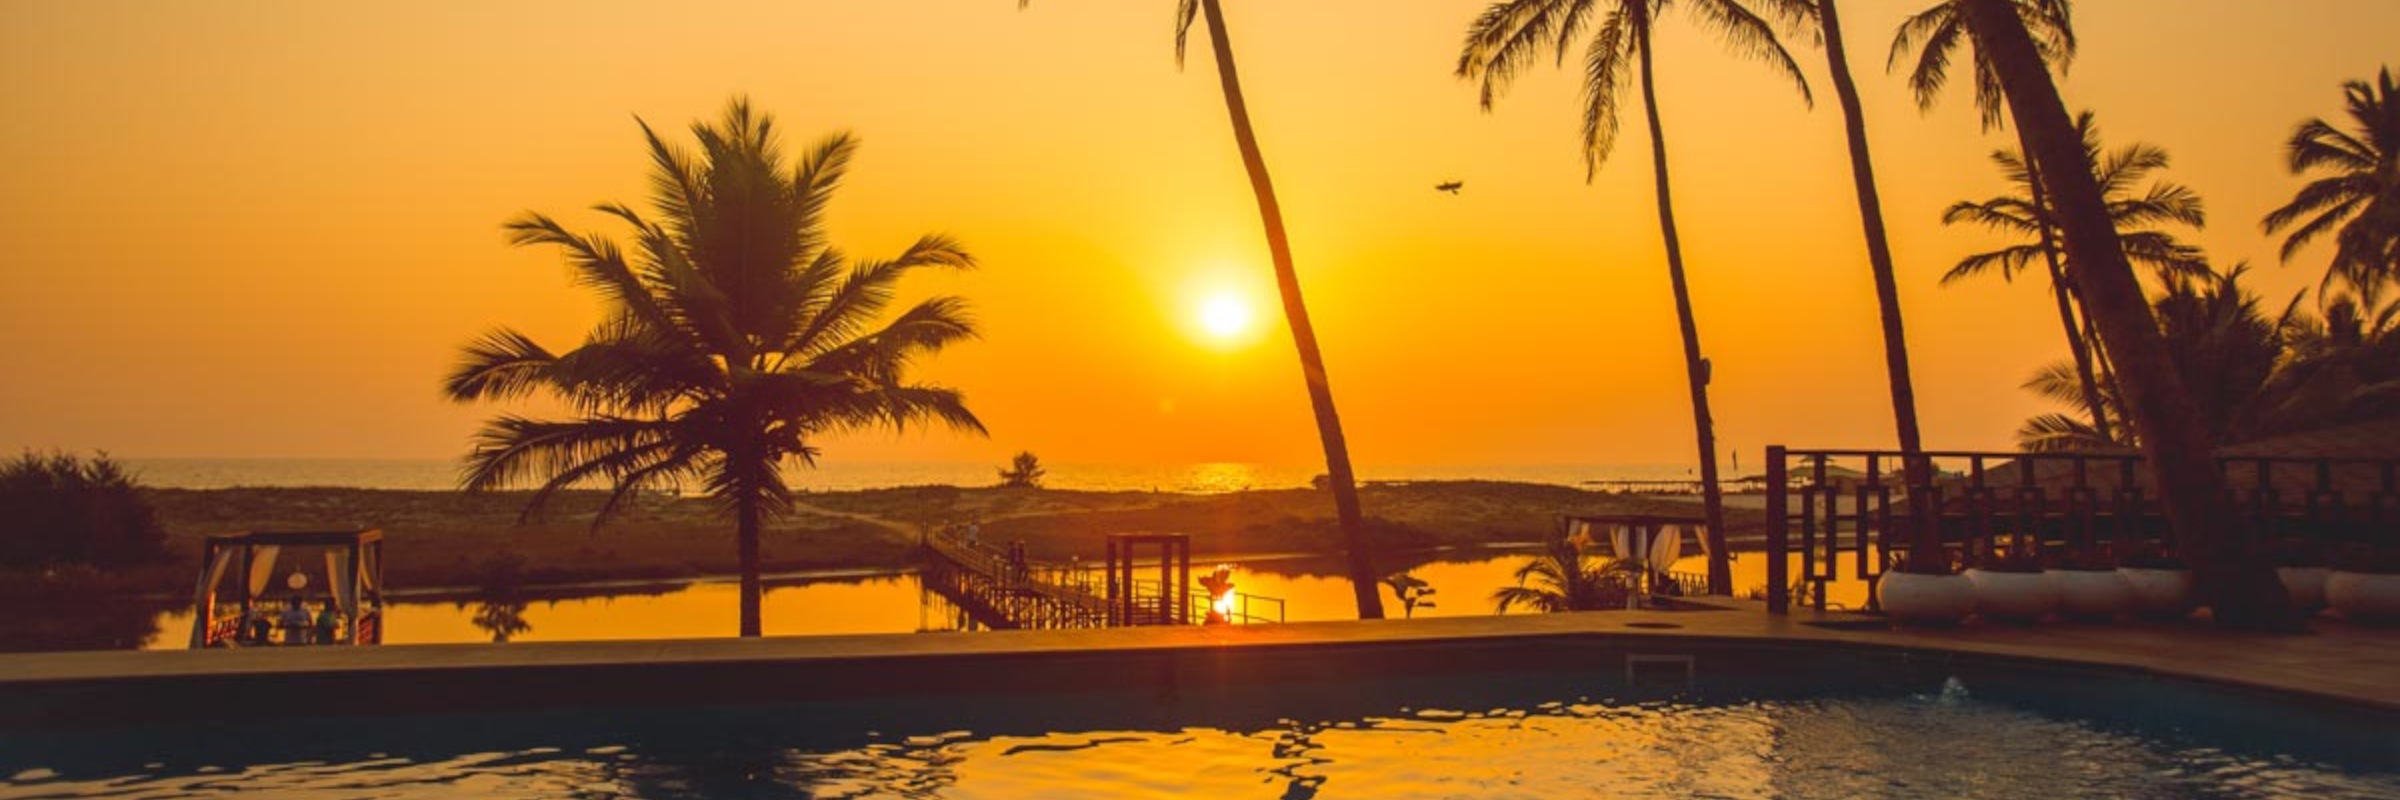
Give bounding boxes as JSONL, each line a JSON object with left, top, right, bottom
{"left": 203, "top": 528, "right": 382, "bottom": 549}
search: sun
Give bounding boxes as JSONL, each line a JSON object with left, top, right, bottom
{"left": 1197, "top": 291, "right": 1256, "bottom": 342}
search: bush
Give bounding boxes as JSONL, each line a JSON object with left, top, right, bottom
{"left": 0, "top": 451, "right": 167, "bottom": 569}
{"left": 997, "top": 451, "right": 1046, "bottom": 489}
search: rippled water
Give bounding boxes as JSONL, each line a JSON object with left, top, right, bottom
{"left": 6, "top": 665, "right": 2393, "bottom": 799}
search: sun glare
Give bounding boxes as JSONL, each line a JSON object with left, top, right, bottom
{"left": 1197, "top": 292, "right": 1255, "bottom": 342}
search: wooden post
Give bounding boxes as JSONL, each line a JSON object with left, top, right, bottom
{"left": 1767, "top": 446, "right": 1789, "bottom": 614}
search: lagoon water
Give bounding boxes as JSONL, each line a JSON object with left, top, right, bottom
{"left": 139, "top": 552, "right": 1866, "bottom": 649}
{"left": 120, "top": 458, "right": 1709, "bottom": 494}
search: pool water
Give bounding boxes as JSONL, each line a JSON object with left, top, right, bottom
{"left": 4, "top": 645, "right": 2393, "bottom": 799}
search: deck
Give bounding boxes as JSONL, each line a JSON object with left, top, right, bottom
{"left": 2, "top": 599, "right": 2395, "bottom": 729}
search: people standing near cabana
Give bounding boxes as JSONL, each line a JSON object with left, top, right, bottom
{"left": 279, "top": 597, "right": 312, "bottom": 645}
{"left": 314, "top": 599, "right": 340, "bottom": 645}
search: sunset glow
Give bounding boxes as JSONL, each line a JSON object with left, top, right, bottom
{"left": 0, "top": 1, "right": 2392, "bottom": 470}
{"left": 1196, "top": 291, "right": 1256, "bottom": 344}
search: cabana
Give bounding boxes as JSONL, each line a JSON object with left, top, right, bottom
{"left": 188, "top": 529, "right": 386, "bottom": 648}
{"left": 1559, "top": 513, "right": 1712, "bottom": 604}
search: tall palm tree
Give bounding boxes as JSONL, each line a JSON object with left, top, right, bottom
{"left": 2264, "top": 67, "right": 2400, "bottom": 307}
{"left": 1457, "top": 0, "right": 1813, "bottom": 595}
{"left": 1017, "top": 0, "right": 1383, "bottom": 616}
{"left": 1887, "top": 0, "right": 2121, "bottom": 448}
{"left": 1809, "top": 0, "right": 1931, "bottom": 500}
{"left": 1921, "top": 0, "right": 2296, "bottom": 629}
{"left": 1180, "top": 0, "right": 1384, "bottom": 618}
{"left": 1943, "top": 112, "right": 2213, "bottom": 443}
{"left": 444, "top": 99, "right": 987, "bottom": 637}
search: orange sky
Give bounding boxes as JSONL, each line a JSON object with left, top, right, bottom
{"left": 1, "top": 1, "right": 2392, "bottom": 473}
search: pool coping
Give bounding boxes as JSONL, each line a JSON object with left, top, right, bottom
{"left": 1, "top": 600, "right": 2394, "bottom": 727}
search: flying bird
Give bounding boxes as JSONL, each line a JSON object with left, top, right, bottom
{"left": 1434, "top": 180, "right": 1463, "bottom": 194}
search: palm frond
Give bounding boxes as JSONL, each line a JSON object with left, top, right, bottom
{"left": 1686, "top": 0, "right": 1813, "bottom": 107}
{"left": 445, "top": 328, "right": 558, "bottom": 403}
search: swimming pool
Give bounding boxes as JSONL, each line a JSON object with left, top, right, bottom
{"left": 3, "top": 638, "right": 2393, "bottom": 799}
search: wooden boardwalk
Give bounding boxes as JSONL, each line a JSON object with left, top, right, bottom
{"left": 919, "top": 532, "right": 1117, "bottom": 630}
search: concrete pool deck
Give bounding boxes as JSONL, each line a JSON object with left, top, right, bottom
{"left": 2, "top": 601, "right": 2394, "bottom": 728}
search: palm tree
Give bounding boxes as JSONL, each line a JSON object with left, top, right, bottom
{"left": 2264, "top": 67, "right": 2400, "bottom": 307}
{"left": 1809, "top": 0, "right": 1931, "bottom": 500}
{"left": 444, "top": 99, "right": 987, "bottom": 637}
{"left": 2259, "top": 294, "right": 2400, "bottom": 434}
{"left": 2017, "top": 266, "right": 2291, "bottom": 452}
{"left": 1491, "top": 535, "right": 1638, "bottom": 613}
{"left": 1887, "top": 0, "right": 2120, "bottom": 448}
{"left": 1917, "top": 0, "right": 2296, "bottom": 629}
{"left": 1153, "top": 0, "right": 1387, "bottom": 618}
{"left": 1457, "top": 0, "right": 1813, "bottom": 595}
{"left": 1943, "top": 112, "right": 2213, "bottom": 442}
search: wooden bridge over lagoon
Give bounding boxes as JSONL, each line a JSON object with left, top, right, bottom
{"left": 919, "top": 529, "right": 1284, "bottom": 631}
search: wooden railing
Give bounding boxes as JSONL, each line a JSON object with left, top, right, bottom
{"left": 1765, "top": 446, "right": 2400, "bottom": 614}
{"left": 919, "top": 530, "right": 1285, "bottom": 628}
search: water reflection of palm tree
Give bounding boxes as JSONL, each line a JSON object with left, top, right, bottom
{"left": 1382, "top": 573, "right": 1436, "bottom": 619}
{"left": 444, "top": 99, "right": 987, "bottom": 637}
{"left": 471, "top": 598, "right": 532, "bottom": 643}
{"left": 1458, "top": 0, "right": 1814, "bottom": 593}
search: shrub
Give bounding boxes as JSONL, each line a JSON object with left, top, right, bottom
{"left": 0, "top": 451, "right": 167, "bottom": 569}
{"left": 997, "top": 451, "right": 1046, "bottom": 489}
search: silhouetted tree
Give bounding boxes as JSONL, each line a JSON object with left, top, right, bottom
{"left": 2264, "top": 67, "right": 2400, "bottom": 306}
{"left": 1491, "top": 535, "right": 1636, "bottom": 613}
{"left": 1944, "top": 112, "right": 2212, "bottom": 441}
{"left": 2017, "top": 267, "right": 2285, "bottom": 451}
{"left": 997, "top": 451, "right": 1046, "bottom": 488}
{"left": 1917, "top": 0, "right": 2294, "bottom": 629}
{"left": 445, "top": 99, "right": 986, "bottom": 637}
{"left": 1806, "top": 0, "right": 1931, "bottom": 498}
{"left": 1039, "top": 0, "right": 1385, "bottom": 618}
{"left": 1458, "top": 0, "right": 1813, "bottom": 593}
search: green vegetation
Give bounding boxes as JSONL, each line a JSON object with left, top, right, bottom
{"left": 2018, "top": 269, "right": 2400, "bottom": 451}
{"left": 444, "top": 99, "right": 986, "bottom": 637}
{"left": 0, "top": 451, "right": 166, "bottom": 571}
{"left": 1490, "top": 534, "right": 1636, "bottom": 613}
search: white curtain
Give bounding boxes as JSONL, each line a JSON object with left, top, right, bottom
{"left": 1649, "top": 525, "right": 1683, "bottom": 575}
{"left": 326, "top": 551, "right": 355, "bottom": 608}
{"left": 1609, "top": 525, "right": 1631, "bottom": 561}
{"left": 246, "top": 545, "right": 281, "bottom": 598}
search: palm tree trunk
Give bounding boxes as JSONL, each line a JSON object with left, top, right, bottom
{"left": 1960, "top": 0, "right": 2296, "bottom": 630}
{"left": 2018, "top": 141, "right": 2118, "bottom": 444}
{"left": 1197, "top": 0, "right": 1384, "bottom": 619}
{"left": 2082, "top": 292, "right": 2130, "bottom": 438}
{"left": 1818, "top": 0, "right": 1929, "bottom": 494}
{"left": 737, "top": 485, "right": 763, "bottom": 637}
{"left": 1631, "top": 10, "right": 1730, "bottom": 594}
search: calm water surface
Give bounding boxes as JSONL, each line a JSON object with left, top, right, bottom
{"left": 139, "top": 552, "right": 1870, "bottom": 648}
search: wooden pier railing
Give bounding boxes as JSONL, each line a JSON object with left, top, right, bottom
{"left": 1764, "top": 446, "right": 2400, "bottom": 614}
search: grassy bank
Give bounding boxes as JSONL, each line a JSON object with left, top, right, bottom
{"left": 25, "top": 481, "right": 1758, "bottom": 600}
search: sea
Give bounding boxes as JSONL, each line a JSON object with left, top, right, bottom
{"left": 117, "top": 458, "right": 1707, "bottom": 494}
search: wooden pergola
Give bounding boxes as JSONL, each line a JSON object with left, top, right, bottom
{"left": 1559, "top": 512, "right": 1714, "bottom": 597}
{"left": 189, "top": 529, "right": 386, "bottom": 648}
